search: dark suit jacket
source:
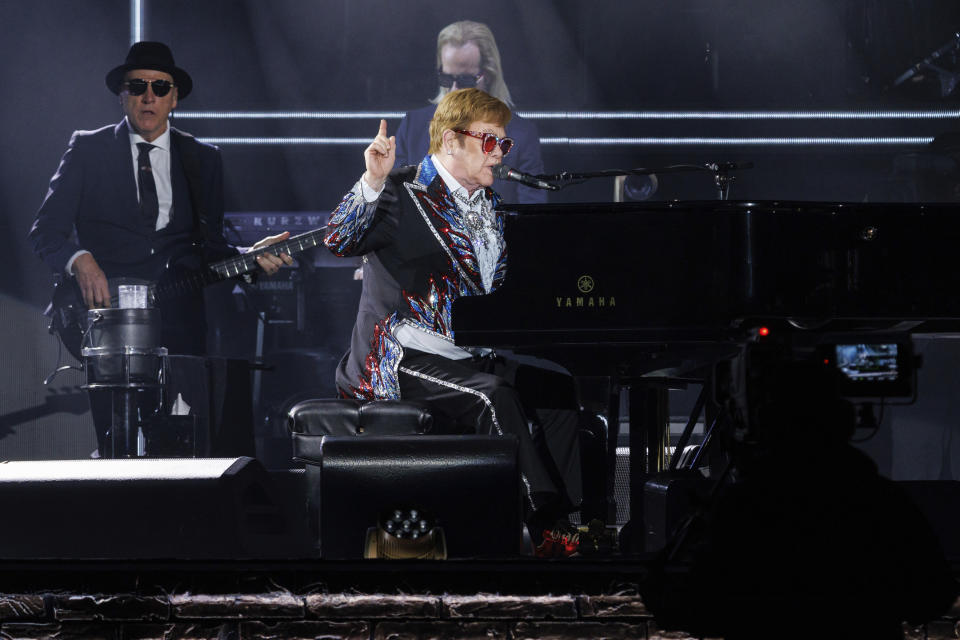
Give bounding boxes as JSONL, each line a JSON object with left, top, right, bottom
{"left": 394, "top": 104, "right": 547, "bottom": 205}
{"left": 323, "top": 156, "right": 507, "bottom": 400}
{"left": 29, "top": 120, "right": 235, "bottom": 353}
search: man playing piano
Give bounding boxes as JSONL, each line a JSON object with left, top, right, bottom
{"left": 323, "top": 88, "right": 581, "bottom": 551}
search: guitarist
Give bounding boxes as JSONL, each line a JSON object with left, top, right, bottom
{"left": 28, "top": 41, "right": 292, "bottom": 454}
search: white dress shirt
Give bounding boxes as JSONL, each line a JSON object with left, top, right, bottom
{"left": 429, "top": 154, "right": 501, "bottom": 293}
{"left": 66, "top": 119, "right": 174, "bottom": 275}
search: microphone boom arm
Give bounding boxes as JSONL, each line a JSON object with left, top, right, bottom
{"left": 538, "top": 162, "right": 754, "bottom": 199}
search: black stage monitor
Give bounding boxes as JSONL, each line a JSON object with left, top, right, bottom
{"left": 0, "top": 457, "right": 308, "bottom": 560}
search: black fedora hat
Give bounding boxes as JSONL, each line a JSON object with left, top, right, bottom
{"left": 105, "top": 41, "right": 193, "bottom": 99}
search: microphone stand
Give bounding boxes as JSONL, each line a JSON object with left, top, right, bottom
{"left": 538, "top": 162, "right": 754, "bottom": 200}
{"left": 892, "top": 32, "right": 960, "bottom": 96}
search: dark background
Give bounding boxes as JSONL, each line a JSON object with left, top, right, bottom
{"left": 1, "top": 0, "right": 959, "bottom": 476}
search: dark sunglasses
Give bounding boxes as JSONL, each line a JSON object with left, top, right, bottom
{"left": 454, "top": 129, "right": 514, "bottom": 155}
{"left": 122, "top": 78, "right": 175, "bottom": 97}
{"left": 438, "top": 71, "right": 483, "bottom": 89}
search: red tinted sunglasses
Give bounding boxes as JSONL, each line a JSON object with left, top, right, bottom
{"left": 454, "top": 129, "right": 514, "bottom": 155}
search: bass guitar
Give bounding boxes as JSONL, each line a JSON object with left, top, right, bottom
{"left": 49, "top": 227, "right": 330, "bottom": 362}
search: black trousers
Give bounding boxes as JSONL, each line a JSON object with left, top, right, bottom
{"left": 397, "top": 350, "right": 582, "bottom": 518}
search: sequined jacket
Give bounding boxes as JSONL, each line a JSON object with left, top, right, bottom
{"left": 323, "top": 156, "right": 507, "bottom": 400}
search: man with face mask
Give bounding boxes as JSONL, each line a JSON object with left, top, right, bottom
{"left": 394, "top": 20, "right": 547, "bottom": 205}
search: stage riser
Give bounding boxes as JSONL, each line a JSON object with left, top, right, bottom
{"left": 0, "top": 591, "right": 954, "bottom": 639}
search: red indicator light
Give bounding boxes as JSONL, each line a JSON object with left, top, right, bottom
{"left": 823, "top": 358, "right": 830, "bottom": 365}
{"left": 758, "top": 326, "right": 770, "bottom": 336}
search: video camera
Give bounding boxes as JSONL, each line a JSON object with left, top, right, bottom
{"left": 718, "top": 332, "right": 920, "bottom": 446}
{"left": 828, "top": 339, "right": 915, "bottom": 399}
{"left": 744, "top": 331, "right": 917, "bottom": 401}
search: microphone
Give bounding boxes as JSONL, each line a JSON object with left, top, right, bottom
{"left": 705, "top": 161, "right": 754, "bottom": 172}
{"left": 492, "top": 164, "right": 559, "bottom": 191}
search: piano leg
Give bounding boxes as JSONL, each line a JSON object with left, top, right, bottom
{"left": 575, "top": 377, "right": 620, "bottom": 524}
{"left": 605, "top": 384, "right": 622, "bottom": 524}
{"left": 622, "top": 384, "right": 670, "bottom": 554}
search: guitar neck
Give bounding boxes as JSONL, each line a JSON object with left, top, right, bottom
{"left": 151, "top": 227, "right": 327, "bottom": 302}
{"left": 210, "top": 227, "right": 327, "bottom": 281}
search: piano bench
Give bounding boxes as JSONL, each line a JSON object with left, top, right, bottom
{"left": 286, "top": 398, "right": 436, "bottom": 438}
{"left": 286, "top": 399, "right": 522, "bottom": 559}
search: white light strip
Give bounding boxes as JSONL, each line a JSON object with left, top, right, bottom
{"left": 177, "top": 111, "right": 407, "bottom": 119}
{"left": 523, "top": 110, "right": 960, "bottom": 120}
{"left": 131, "top": 0, "right": 142, "bottom": 44}
{"left": 202, "top": 137, "right": 371, "bottom": 145}
{"left": 200, "top": 136, "right": 933, "bottom": 147}
{"left": 176, "top": 109, "right": 960, "bottom": 121}
{"left": 542, "top": 136, "right": 933, "bottom": 146}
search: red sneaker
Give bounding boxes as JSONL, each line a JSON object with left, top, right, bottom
{"left": 534, "top": 521, "right": 580, "bottom": 558}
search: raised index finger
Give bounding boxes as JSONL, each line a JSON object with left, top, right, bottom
{"left": 377, "top": 118, "right": 388, "bottom": 138}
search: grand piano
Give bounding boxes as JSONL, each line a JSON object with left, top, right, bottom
{"left": 452, "top": 200, "right": 960, "bottom": 550}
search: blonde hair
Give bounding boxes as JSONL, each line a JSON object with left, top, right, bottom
{"left": 430, "top": 20, "right": 514, "bottom": 108}
{"left": 428, "top": 88, "right": 512, "bottom": 155}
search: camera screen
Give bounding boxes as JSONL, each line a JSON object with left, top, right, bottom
{"left": 834, "top": 343, "right": 899, "bottom": 383}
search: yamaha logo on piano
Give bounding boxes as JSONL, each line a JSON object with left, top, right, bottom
{"left": 556, "top": 275, "right": 616, "bottom": 309}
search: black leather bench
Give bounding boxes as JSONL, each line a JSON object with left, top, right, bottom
{"left": 287, "top": 398, "right": 522, "bottom": 559}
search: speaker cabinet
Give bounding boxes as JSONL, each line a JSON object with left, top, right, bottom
{"left": 0, "top": 457, "right": 307, "bottom": 559}
{"left": 310, "top": 436, "right": 522, "bottom": 559}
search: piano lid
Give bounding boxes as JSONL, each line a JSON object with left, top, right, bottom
{"left": 453, "top": 200, "right": 960, "bottom": 351}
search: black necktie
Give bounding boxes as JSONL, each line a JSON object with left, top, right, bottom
{"left": 136, "top": 142, "right": 159, "bottom": 226}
